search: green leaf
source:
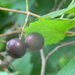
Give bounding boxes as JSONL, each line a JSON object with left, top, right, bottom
{"left": 57, "top": 60, "right": 75, "bottom": 75}
{"left": 25, "top": 19, "right": 75, "bottom": 45}
{"left": 0, "top": 38, "right": 6, "bottom": 51}
{"left": 0, "top": 12, "right": 16, "bottom": 30}
{"left": 42, "top": 2, "right": 75, "bottom": 18}
{"left": 0, "top": 0, "right": 13, "bottom": 8}
{"left": 30, "top": 0, "right": 54, "bottom": 15}
{"left": 0, "top": 71, "right": 16, "bottom": 75}
{"left": 12, "top": 52, "right": 33, "bottom": 75}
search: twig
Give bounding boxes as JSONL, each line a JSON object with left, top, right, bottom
{"left": 39, "top": 30, "right": 75, "bottom": 75}
{"left": 0, "top": 51, "right": 7, "bottom": 55}
{"left": 0, "top": 53, "right": 16, "bottom": 71}
{"left": 60, "top": 0, "right": 75, "bottom": 18}
{"left": 0, "top": 31, "right": 20, "bottom": 38}
{"left": 0, "top": 41, "right": 7, "bottom": 43}
{"left": 56, "top": 0, "right": 65, "bottom": 10}
{"left": 40, "top": 49, "right": 46, "bottom": 75}
{"left": 51, "top": 0, "right": 58, "bottom": 12}
{"left": 19, "top": 0, "right": 29, "bottom": 39}
{"left": 19, "top": 14, "right": 29, "bottom": 39}
{"left": 68, "top": 0, "right": 75, "bottom": 7}
{"left": 0, "top": 7, "right": 40, "bottom": 18}
{"left": 45, "top": 41, "right": 75, "bottom": 61}
{"left": 0, "top": 58, "right": 14, "bottom": 68}
{"left": 40, "top": 49, "right": 45, "bottom": 60}
{"left": 26, "top": 0, "right": 29, "bottom": 11}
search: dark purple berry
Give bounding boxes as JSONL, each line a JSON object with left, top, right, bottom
{"left": 6, "top": 38, "right": 27, "bottom": 58}
{"left": 25, "top": 32, "right": 44, "bottom": 51}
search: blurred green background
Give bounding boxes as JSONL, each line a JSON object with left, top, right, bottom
{"left": 0, "top": 0, "right": 75, "bottom": 75}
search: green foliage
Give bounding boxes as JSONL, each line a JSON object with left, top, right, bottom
{"left": 0, "top": 71, "right": 16, "bottom": 75}
{"left": 10, "top": 0, "right": 35, "bottom": 27}
{"left": 67, "top": 13, "right": 75, "bottom": 18}
{"left": 43, "top": 2, "right": 75, "bottom": 18}
{"left": 57, "top": 60, "right": 75, "bottom": 75}
{"left": 0, "top": 0, "right": 13, "bottom": 8}
{"left": 0, "top": 38, "right": 6, "bottom": 51}
{"left": 25, "top": 19, "right": 75, "bottom": 45}
{"left": 0, "top": 0, "right": 75, "bottom": 75}
{"left": 12, "top": 52, "right": 33, "bottom": 75}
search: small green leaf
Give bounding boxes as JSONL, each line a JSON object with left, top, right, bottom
{"left": 0, "top": 0, "right": 13, "bottom": 8}
{"left": 0, "top": 38, "right": 6, "bottom": 51}
{"left": 43, "top": 2, "right": 75, "bottom": 18}
{"left": 12, "top": 52, "right": 33, "bottom": 75}
{"left": 25, "top": 19, "right": 75, "bottom": 45}
{"left": 0, "top": 71, "right": 16, "bottom": 75}
{"left": 57, "top": 60, "right": 75, "bottom": 75}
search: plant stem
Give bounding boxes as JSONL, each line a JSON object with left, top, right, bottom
{"left": 0, "top": 7, "right": 40, "bottom": 18}
{"left": 19, "top": 14, "right": 29, "bottom": 39}
{"left": 40, "top": 49, "right": 46, "bottom": 75}
{"left": 19, "top": 0, "right": 29, "bottom": 39}
{"left": 0, "top": 31, "right": 20, "bottom": 38}
{"left": 41, "top": 60, "right": 46, "bottom": 75}
{"left": 45, "top": 41, "right": 75, "bottom": 61}
{"left": 60, "top": 0, "right": 75, "bottom": 18}
{"left": 26, "top": 0, "right": 29, "bottom": 11}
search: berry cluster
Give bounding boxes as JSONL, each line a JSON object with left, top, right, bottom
{"left": 6, "top": 32, "right": 44, "bottom": 58}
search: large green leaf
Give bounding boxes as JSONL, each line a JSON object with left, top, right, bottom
{"left": 12, "top": 52, "right": 33, "bottom": 75}
{"left": 57, "top": 60, "right": 75, "bottom": 75}
{"left": 0, "top": 71, "right": 16, "bottom": 75}
{"left": 43, "top": 2, "right": 75, "bottom": 18}
{"left": 25, "top": 19, "right": 75, "bottom": 45}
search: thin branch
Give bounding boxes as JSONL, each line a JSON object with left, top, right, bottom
{"left": 0, "top": 51, "right": 7, "bottom": 55}
{"left": 40, "top": 49, "right": 45, "bottom": 60}
{"left": 40, "top": 49, "right": 46, "bottom": 75}
{"left": 51, "top": 0, "right": 58, "bottom": 12}
{"left": 0, "top": 41, "right": 7, "bottom": 43}
{"left": 19, "top": 0, "right": 29, "bottom": 39}
{"left": 0, "top": 30, "right": 20, "bottom": 38}
{"left": 19, "top": 14, "right": 29, "bottom": 39}
{"left": 0, "top": 58, "right": 14, "bottom": 69}
{"left": 56, "top": 0, "right": 65, "bottom": 10}
{"left": 0, "top": 7, "right": 40, "bottom": 18}
{"left": 68, "top": 0, "right": 75, "bottom": 7}
{"left": 45, "top": 41, "right": 75, "bottom": 61}
{"left": 40, "top": 60, "right": 46, "bottom": 75}
{"left": 0, "top": 54, "right": 16, "bottom": 71}
{"left": 66, "top": 31, "right": 75, "bottom": 35}
{"left": 26, "top": 0, "right": 29, "bottom": 11}
{"left": 60, "top": 0, "right": 75, "bottom": 18}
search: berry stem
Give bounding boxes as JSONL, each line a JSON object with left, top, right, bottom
{"left": 19, "top": 0, "right": 29, "bottom": 39}
{"left": 19, "top": 14, "right": 29, "bottom": 39}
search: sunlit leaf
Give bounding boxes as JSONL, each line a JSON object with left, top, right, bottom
{"left": 57, "top": 60, "right": 75, "bottom": 75}
{"left": 25, "top": 19, "right": 75, "bottom": 45}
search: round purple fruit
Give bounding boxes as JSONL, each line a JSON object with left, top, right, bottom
{"left": 6, "top": 38, "right": 27, "bottom": 58}
{"left": 25, "top": 32, "right": 44, "bottom": 51}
